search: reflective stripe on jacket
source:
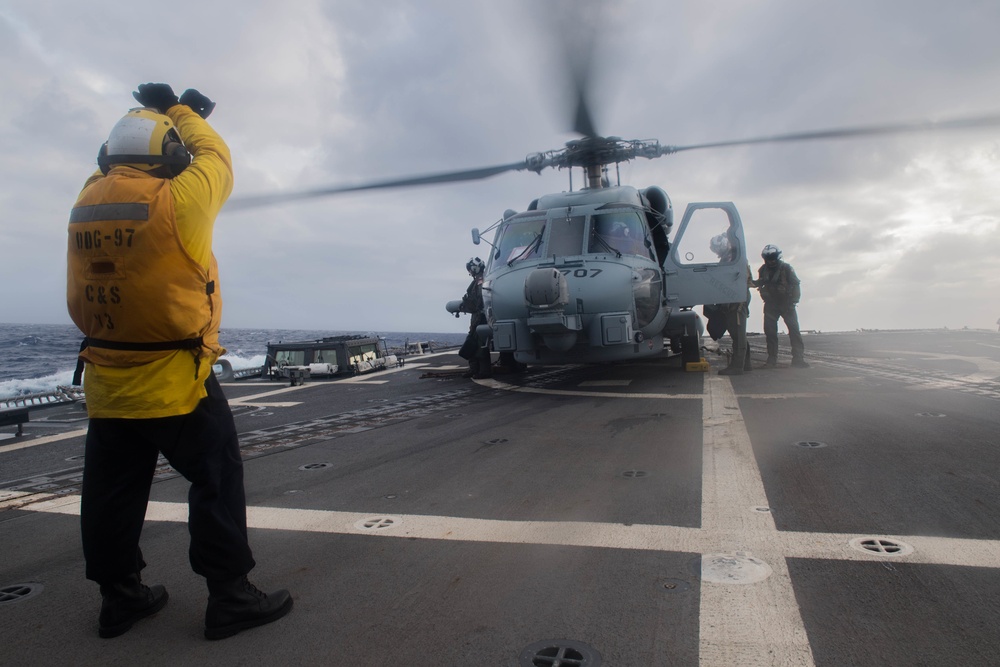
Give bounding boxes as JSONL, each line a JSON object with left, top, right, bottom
{"left": 66, "top": 105, "right": 232, "bottom": 418}
{"left": 68, "top": 173, "right": 222, "bottom": 367}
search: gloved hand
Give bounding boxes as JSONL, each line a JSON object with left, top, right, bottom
{"left": 179, "top": 89, "right": 216, "bottom": 119}
{"left": 132, "top": 83, "right": 179, "bottom": 114}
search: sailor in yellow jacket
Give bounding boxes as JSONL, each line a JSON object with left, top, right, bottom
{"left": 67, "top": 83, "right": 291, "bottom": 640}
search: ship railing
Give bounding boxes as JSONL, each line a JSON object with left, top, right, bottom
{"left": 1, "top": 385, "right": 86, "bottom": 409}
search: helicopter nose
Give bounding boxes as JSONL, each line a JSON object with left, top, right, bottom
{"left": 524, "top": 268, "right": 569, "bottom": 308}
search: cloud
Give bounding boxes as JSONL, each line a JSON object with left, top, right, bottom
{"left": 3, "top": 0, "right": 1000, "bottom": 337}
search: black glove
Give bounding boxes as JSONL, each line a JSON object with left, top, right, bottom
{"left": 132, "top": 83, "right": 179, "bottom": 114}
{"left": 179, "top": 89, "right": 216, "bottom": 119}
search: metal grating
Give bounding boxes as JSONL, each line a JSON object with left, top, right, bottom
{"left": 519, "top": 640, "right": 602, "bottom": 666}
{"left": 0, "top": 583, "right": 43, "bottom": 605}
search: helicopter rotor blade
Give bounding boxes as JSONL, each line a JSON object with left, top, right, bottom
{"left": 663, "top": 113, "right": 1000, "bottom": 154}
{"left": 226, "top": 161, "right": 531, "bottom": 211}
{"left": 571, "top": 79, "right": 599, "bottom": 139}
{"left": 539, "top": 0, "right": 604, "bottom": 138}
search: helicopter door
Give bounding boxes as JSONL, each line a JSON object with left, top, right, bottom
{"left": 662, "top": 202, "right": 749, "bottom": 308}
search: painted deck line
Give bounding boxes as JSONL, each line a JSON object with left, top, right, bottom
{"left": 0, "top": 428, "right": 88, "bottom": 454}
{"left": 23, "top": 495, "right": 1000, "bottom": 569}
{"left": 699, "top": 374, "right": 816, "bottom": 666}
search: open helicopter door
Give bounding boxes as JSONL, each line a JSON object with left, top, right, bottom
{"left": 662, "top": 202, "right": 749, "bottom": 309}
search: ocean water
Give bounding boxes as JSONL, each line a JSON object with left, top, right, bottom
{"left": 0, "top": 323, "right": 465, "bottom": 400}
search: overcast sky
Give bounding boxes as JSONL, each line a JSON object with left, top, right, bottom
{"left": 3, "top": 0, "right": 1000, "bottom": 337}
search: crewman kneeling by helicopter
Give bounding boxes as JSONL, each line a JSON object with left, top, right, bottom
{"left": 457, "top": 257, "right": 493, "bottom": 379}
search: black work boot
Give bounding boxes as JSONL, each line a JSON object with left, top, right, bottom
{"left": 98, "top": 573, "right": 168, "bottom": 639}
{"left": 791, "top": 358, "right": 810, "bottom": 368}
{"left": 763, "top": 357, "right": 777, "bottom": 368}
{"left": 205, "top": 576, "right": 293, "bottom": 640}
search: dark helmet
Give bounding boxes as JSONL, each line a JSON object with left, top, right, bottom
{"left": 466, "top": 257, "right": 485, "bottom": 276}
{"left": 761, "top": 244, "right": 782, "bottom": 262}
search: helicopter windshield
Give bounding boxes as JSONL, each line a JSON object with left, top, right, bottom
{"left": 547, "top": 215, "right": 587, "bottom": 257}
{"left": 588, "top": 210, "right": 653, "bottom": 260}
{"left": 494, "top": 216, "right": 545, "bottom": 266}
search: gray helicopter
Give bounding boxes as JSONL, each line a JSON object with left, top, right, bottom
{"left": 445, "top": 138, "right": 748, "bottom": 366}
{"left": 232, "top": 111, "right": 1000, "bottom": 367}
{"left": 228, "top": 4, "right": 1000, "bottom": 368}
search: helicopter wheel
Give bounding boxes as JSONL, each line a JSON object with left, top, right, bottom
{"left": 680, "top": 334, "right": 701, "bottom": 364}
{"left": 669, "top": 336, "right": 682, "bottom": 354}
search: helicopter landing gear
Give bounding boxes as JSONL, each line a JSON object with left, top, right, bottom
{"left": 669, "top": 336, "right": 682, "bottom": 354}
{"left": 680, "top": 334, "right": 701, "bottom": 365}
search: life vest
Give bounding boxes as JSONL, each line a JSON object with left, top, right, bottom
{"left": 67, "top": 171, "right": 222, "bottom": 377}
{"left": 757, "top": 262, "right": 799, "bottom": 304}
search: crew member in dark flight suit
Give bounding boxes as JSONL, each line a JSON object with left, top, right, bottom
{"left": 705, "top": 234, "right": 753, "bottom": 375}
{"left": 754, "top": 244, "right": 809, "bottom": 368}
{"left": 457, "top": 257, "right": 492, "bottom": 378}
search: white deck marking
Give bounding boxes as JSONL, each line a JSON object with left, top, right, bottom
{"left": 477, "top": 378, "right": 701, "bottom": 399}
{"left": 699, "top": 374, "right": 815, "bottom": 665}
{"left": 0, "top": 428, "right": 88, "bottom": 453}
{"left": 23, "top": 495, "right": 1000, "bottom": 569}
{"left": 227, "top": 384, "right": 311, "bottom": 407}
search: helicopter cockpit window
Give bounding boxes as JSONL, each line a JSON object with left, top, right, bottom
{"left": 673, "top": 208, "right": 739, "bottom": 266}
{"left": 547, "top": 215, "right": 587, "bottom": 258}
{"left": 494, "top": 216, "right": 545, "bottom": 266}
{"left": 589, "top": 210, "right": 653, "bottom": 260}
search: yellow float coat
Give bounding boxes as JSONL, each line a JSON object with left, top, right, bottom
{"left": 67, "top": 105, "right": 233, "bottom": 418}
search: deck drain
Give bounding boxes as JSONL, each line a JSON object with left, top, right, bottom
{"left": 298, "top": 462, "right": 333, "bottom": 471}
{"left": 752, "top": 506, "right": 772, "bottom": 513}
{"left": 0, "top": 583, "right": 43, "bottom": 605}
{"left": 697, "top": 553, "right": 772, "bottom": 584}
{"left": 64, "top": 455, "right": 85, "bottom": 462}
{"left": 444, "top": 413, "right": 466, "bottom": 418}
{"left": 484, "top": 438, "right": 509, "bottom": 445}
{"left": 916, "top": 412, "right": 946, "bottom": 418}
{"left": 795, "top": 440, "right": 827, "bottom": 448}
{"left": 849, "top": 537, "right": 914, "bottom": 557}
{"left": 622, "top": 470, "right": 648, "bottom": 478}
{"left": 519, "top": 639, "right": 602, "bottom": 666}
{"left": 354, "top": 516, "right": 401, "bottom": 531}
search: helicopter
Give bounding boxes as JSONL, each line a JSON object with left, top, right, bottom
{"left": 230, "top": 109, "right": 1000, "bottom": 368}
{"left": 227, "top": 8, "right": 1000, "bottom": 368}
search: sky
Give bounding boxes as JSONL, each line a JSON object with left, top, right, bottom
{"left": 3, "top": 0, "right": 1000, "bottom": 337}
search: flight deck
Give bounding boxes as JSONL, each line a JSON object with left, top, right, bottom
{"left": 2, "top": 329, "right": 999, "bottom": 666}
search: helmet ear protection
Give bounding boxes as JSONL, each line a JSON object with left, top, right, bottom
{"left": 97, "top": 141, "right": 191, "bottom": 176}
{"left": 97, "top": 109, "right": 192, "bottom": 177}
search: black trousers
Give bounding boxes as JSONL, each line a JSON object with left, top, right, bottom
{"left": 81, "top": 374, "right": 256, "bottom": 584}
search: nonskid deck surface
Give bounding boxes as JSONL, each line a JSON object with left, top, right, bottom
{"left": 2, "top": 331, "right": 1000, "bottom": 666}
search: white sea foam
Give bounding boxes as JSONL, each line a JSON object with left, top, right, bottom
{"left": 0, "top": 370, "right": 76, "bottom": 399}
{"left": 0, "top": 355, "right": 267, "bottom": 401}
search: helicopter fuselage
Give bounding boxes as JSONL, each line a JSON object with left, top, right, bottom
{"left": 467, "top": 185, "right": 749, "bottom": 365}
